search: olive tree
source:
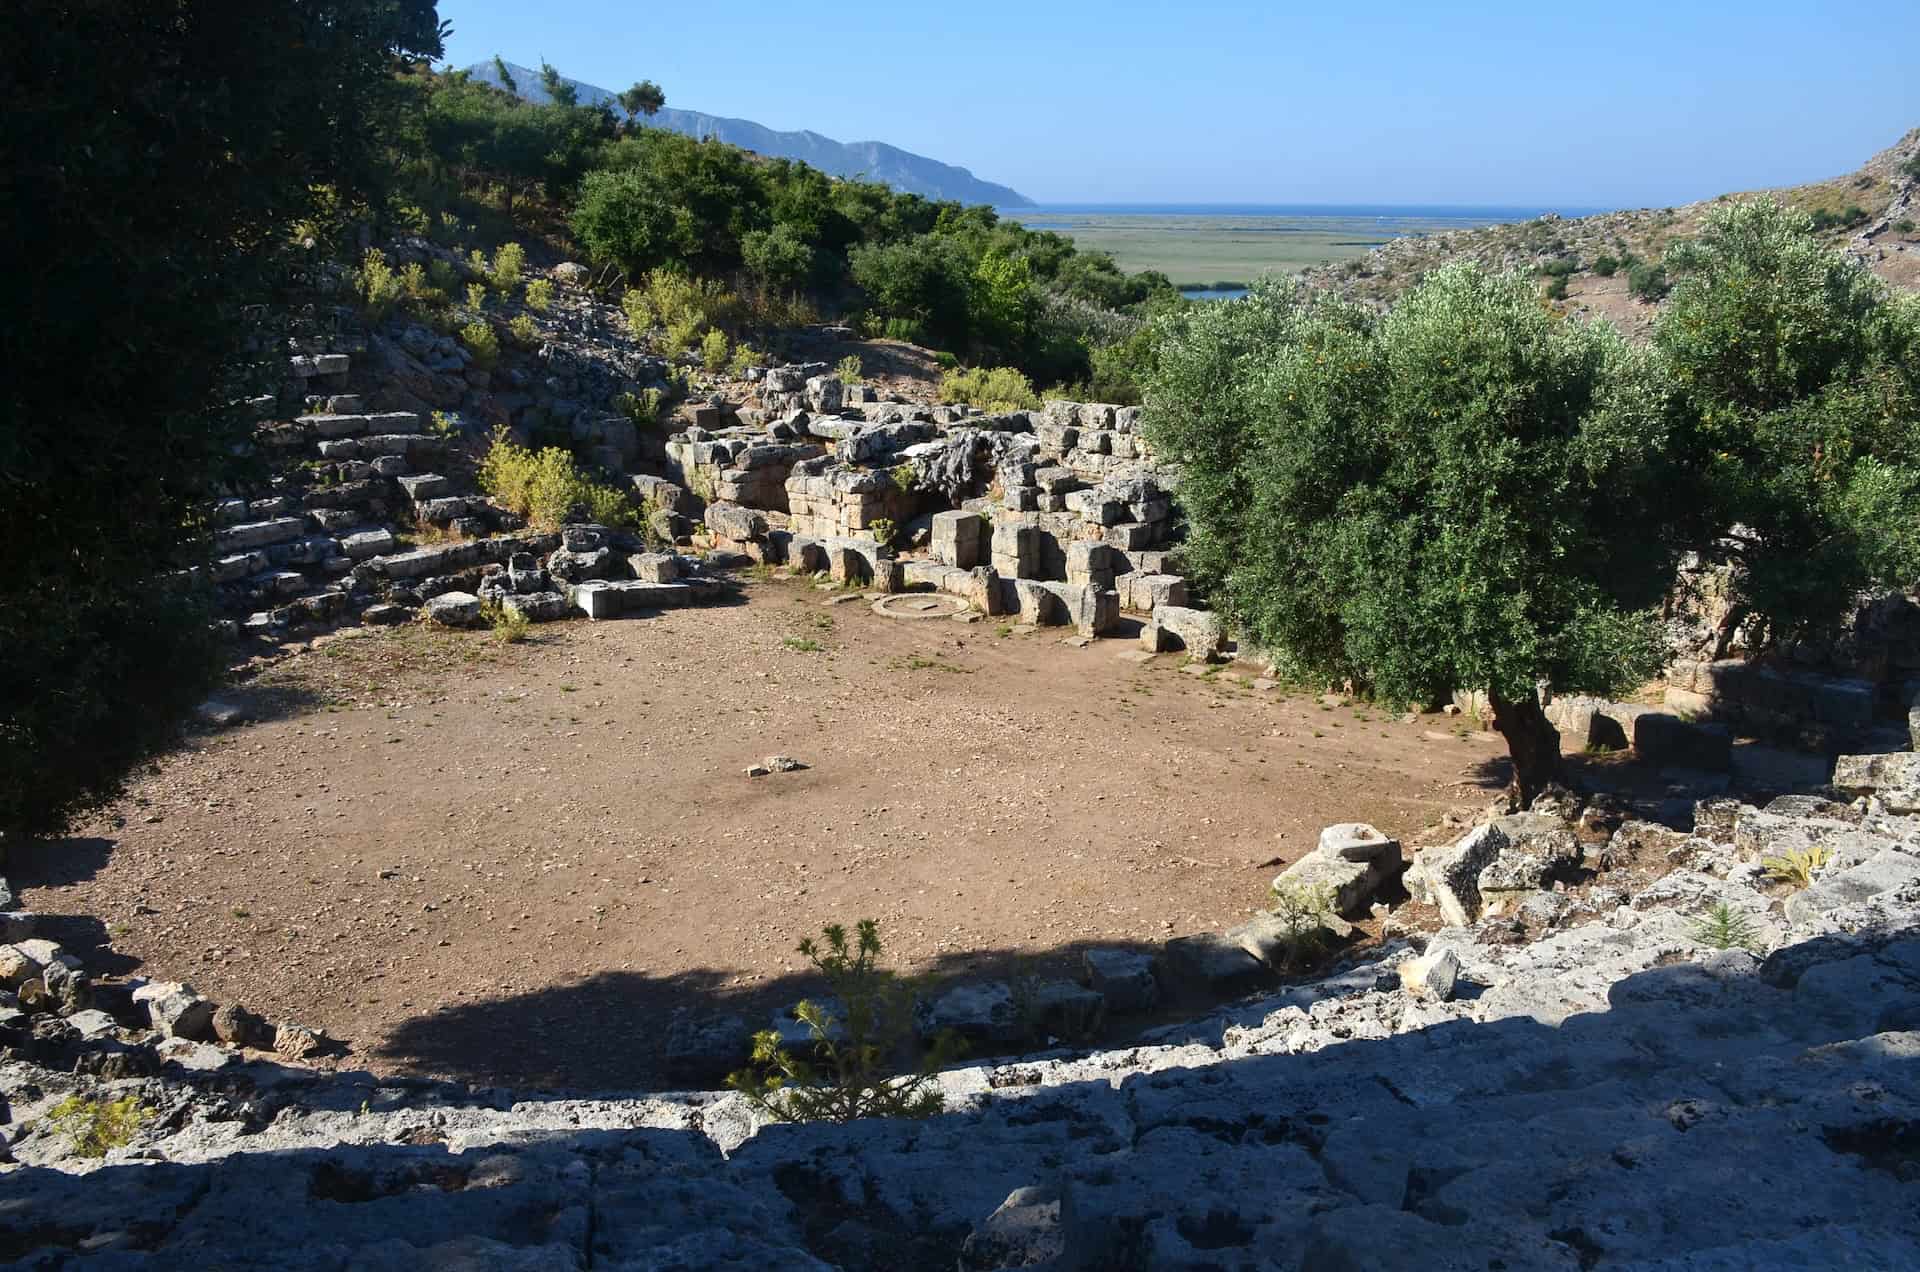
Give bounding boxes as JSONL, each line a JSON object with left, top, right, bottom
{"left": 1655, "top": 199, "right": 1920, "bottom": 655}
{"left": 1145, "top": 266, "right": 1679, "bottom": 804}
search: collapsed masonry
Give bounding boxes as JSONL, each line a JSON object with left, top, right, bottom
{"left": 215, "top": 328, "right": 1227, "bottom": 658}
{"left": 660, "top": 364, "right": 1215, "bottom": 653}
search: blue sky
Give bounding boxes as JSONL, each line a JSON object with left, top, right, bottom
{"left": 440, "top": 0, "right": 1919, "bottom": 208}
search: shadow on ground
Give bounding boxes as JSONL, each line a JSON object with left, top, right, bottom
{"left": 373, "top": 934, "right": 1209, "bottom": 1091}
{"left": 3, "top": 923, "right": 1915, "bottom": 1269}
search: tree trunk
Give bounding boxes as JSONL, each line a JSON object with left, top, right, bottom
{"left": 1487, "top": 685, "right": 1566, "bottom": 809}
{"left": 1709, "top": 603, "right": 1749, "bottom": 662}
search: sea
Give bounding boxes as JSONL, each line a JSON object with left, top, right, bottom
{"left": 1004, "top": 202, "right": 1611, "bottom": 300}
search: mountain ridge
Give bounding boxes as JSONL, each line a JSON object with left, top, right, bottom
{"left": 467, "top": 60, "right": 1033, "bottom": 208}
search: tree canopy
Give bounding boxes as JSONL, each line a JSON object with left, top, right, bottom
{"left": 1145, "top": 266, "right": 1680, "bottom": 802}
{"left": 0, "top": 0, "right": 445, "bottom": 837}
{"left": 1655, "top": 199, "right": 1920, "bottom": 653}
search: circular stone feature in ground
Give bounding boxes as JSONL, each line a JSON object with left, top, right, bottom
{"left": 871, "top": 592, "right": 968, "bottom": 619}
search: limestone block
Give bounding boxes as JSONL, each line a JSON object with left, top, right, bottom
{"left": 704, "top": 502, "right": 767, "bottom": 544}
{"left": 1082, "top": 948, "right": 1159, "bottom": 1013}
{"left": 423, "top": 591, "right": 482, "bottom": 627}
{"left": 1832, "top": 752, "right": 1920, "bottom": 813}
{"left": 1272, "top": 852, "right": 1380, "bottom": 918}
{"left": 931, "top": 510, "right": 987, "bottom": 569}
{"left": 629, "top": 552, "right": 680, "bottom": 583}
{"left": 133, "top": 982, "right": 215, "bottom": 1040}
{"left": 1065, "top": 541, "right": 1124, "bottom": 590}
{"left": 397, "top": 473, "right": 453, "bottom": 502}
{"left": 1785, "top": 850, "right": 1920, "bottom": 926}
{"left": 1399, "top": 945, "right": 1462, "bottom": 1001}
{"left": 502, "top": 591, "right": 570, "bottom": 621}
{"left": 572, "top": 581, "right": 692, "bottom": 619}
{"left": 1319, "top": 823, "right": 1402, "bottom": 864}
{"left": 1477, "top": 813, "right": 1581, "bottom": 894}
{"left": 1147, "top": 605, "right": 1224, "bottom": 661}
{"left": 1633, "top": 713, "right": 1732, "bottom": 771}
{"left": 1409, "top": 821, "right": 1510, "bottom": 927}
{"left": 916, "top": 981, "right": 1023, "bottom": 1046}
{"left": 214, "top": 517, "right": 306, "bottom": 554}
{"left": 1160, "top": 932, "right": 1266, "bottom": 994}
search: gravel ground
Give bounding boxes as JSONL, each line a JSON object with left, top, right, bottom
{"left": 19, "top": 579, "right": 1497, "bottom": 1087}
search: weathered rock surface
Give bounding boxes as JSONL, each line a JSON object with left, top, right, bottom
{"left": 6, "top": 768, "right": 1920, "bottom": 1269}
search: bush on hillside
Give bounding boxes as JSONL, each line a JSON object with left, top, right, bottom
{"left": 1591, "top": 253, "right": 1620, "bottom": 277}
{"left": 1626, "top": 259, "right": 1670, "bottom": 300}
{"left": 477, "top": 429, "right": 636, "bottom": 530}
{"left": 1143, "top": 267, "right": 1678, "bottom": 804}
{"left": 940, "top": 365, "right": 1040, "bottom": 411}
{"left": 1808, "top": 204, "right": 1869, "bottom": 232}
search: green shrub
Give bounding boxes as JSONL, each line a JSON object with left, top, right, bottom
{"left": 940, "top": 365, "right": 1039, "bottom": 411}
{"left": 1544, "top": 274, "right": 1570, "bottom": 301}
{"left": 1626, "top": 260, "right": 1669, "bottom": 300}
{"left": 1592, "top": 253, "right": 1620, "bottom": 277}
{"left": 1691, "top": 901, "right": 1759, "bottom": 951}
{"left": 1761, "top": 844, "right": 1832, "bottom": 889}
{"left": 482, "top": 600, "right": 530, "bottom": 643}
{"left": 1540, "top": 256, "right": 1579, "bottom": 277}
{"left": 477, "top": 428, "right": 635, "bottom": 530}
{"left": 623, "top": 290, "right": 654, "bottom": 334}
{"left": 524, "top": 278, "right": 554, "bottom": 312}
{"left": 729, "top": 343, "right": 761, "bottom": 378}
{"left": 427, "top": 258, "right": 457, "bottom": 293}
{"left": 1266, "top": 880, "right": 1338, "bottom": 969}
{"left": 741, "top": 223, "right": 819, "bottom": 292}
{"left": 615, "top": 387, "right": 666, "bottom": 427}
{"left": 700, "top": 326, "right": 729, "bottom": 370}
{"left": 509, "top": 314, "right": 539, "bottom": 346}
{"left": 356, "top": 248, "right": 405, "bottom": 320}
{"left": 465, "top": 281, "right": 486, "bottom": 312}
{"left": 1895, "top": 219, "right": 1916, "bottom": 235}
{"left": 428, "top": 409, "right": 461, "bottom": 436}
{"left": 46, "top": 1095, "right": 149, "bottom": 1158}
{"left": 835, "top": 354, "right": 864, "bottom": 383}
{"left": 1809, "top": 205, "right": 1869, "bottom": 232}
{"left": 459, "top": 320, "right": 499, "bottom": 369}
{"left": 727, "top": 920, "right": 958, "bottom": 1123}
{"left": 663, "top": 315, "right": 701, "bottom": 357}
{"left": 488, "top": 242, "right": 526, "bottom": 294}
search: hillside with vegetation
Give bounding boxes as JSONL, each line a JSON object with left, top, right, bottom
{"left": 468, "top": 59, "right": 1033, "bottom": 207}
{"left": 1302, "top": 129, "right": 1920, "bottom": 334}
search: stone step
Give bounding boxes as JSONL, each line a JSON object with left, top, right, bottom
{"left": 213, "top": 517, "right": 307, "bottom": 554}
{"left": 572, "top": 579, "right": 698, "bottom": 620}
{"left": 287, "top": 353, "right": 349, "bottom": 378}
{"left": 295, "top": 411, "right": 422, "bottom": 439}
{"left": 397, "top": 473, "right": 454, "bottom": 502}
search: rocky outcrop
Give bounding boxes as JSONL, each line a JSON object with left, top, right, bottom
{"left": 6, "top": 764, "right": 1919, "bottom": 1269}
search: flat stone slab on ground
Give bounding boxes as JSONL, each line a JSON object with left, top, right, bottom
{"left": 1159, "top": 931, "right": 1267, "bottom": 994}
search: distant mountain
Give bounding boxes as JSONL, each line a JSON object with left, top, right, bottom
{"left": 466, "top": 61, "right": 1033, "bottom": 208}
